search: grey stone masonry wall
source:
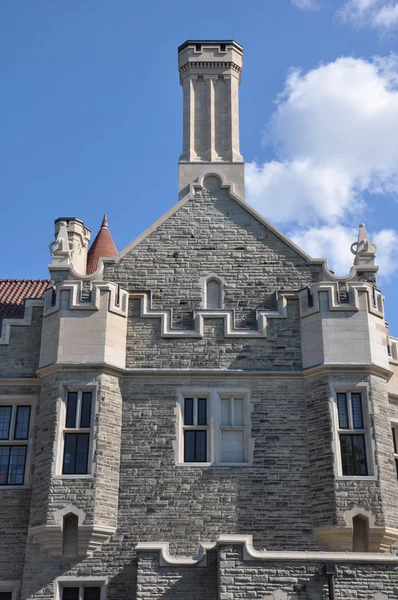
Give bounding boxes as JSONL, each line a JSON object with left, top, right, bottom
{"left": 136, "top": 551, "right": 218, "bottom": 600}
{"left": 104, "top": 181, "right": 322, "bottom": 370}
{"left": 0, "top": 385, "right": 39, "bottom": 582}
{"left": 0, "top": 307, "right": 43, "bottom": 377}
{"left": 219, "top": 545, "right": 398, "bottom": 600}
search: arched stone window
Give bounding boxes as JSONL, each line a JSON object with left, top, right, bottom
{"left": 352, "top": 514, "right": 369, "bottom": 552}
{"left": 63, "top": 513, "right": 79, "bottom": 557}
{"left": 206, "top": 277, "right": 222, "bottom": 309}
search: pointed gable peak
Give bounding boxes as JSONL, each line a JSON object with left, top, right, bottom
{"left": 86, "top": 215, "right": 118, "bottom": 274}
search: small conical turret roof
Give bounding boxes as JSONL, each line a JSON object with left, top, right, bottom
{"left": 86, "top": 215, "right": 118, "bottom": 274}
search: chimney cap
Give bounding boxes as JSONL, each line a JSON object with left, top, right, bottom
{"left": 178, "top": 40, "right": 243, "bottom": 53}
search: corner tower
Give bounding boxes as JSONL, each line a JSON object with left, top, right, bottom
{"left": 178, "top": 40, "right": 245, "bottom": 200}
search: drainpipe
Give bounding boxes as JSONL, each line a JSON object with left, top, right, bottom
{"left": 323, "top": 563, "right": 337, "bottom": 600}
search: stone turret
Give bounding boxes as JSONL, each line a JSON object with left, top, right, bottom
{"left": 178, "top": 40, "right": 245, "bottom": 200}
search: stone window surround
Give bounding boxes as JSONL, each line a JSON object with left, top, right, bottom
{"left": 391, "top": 419, "right": 398, "bottom": 478}
{"left": 55, "top": 577, "right": 108, "bottom": 600}
{"left": 0, "top": 581, "right": 20, "bottom": 600}
{"left": 0, "top": 395, "right": 37, "bottom": 489}
{"left": 53, "top": 384, "right": 98, "bottom": 480}
{"left": 331, "top": 383, "right": 376, "bottom": 480}
{"left": 201, "top": 273, "right": 225, "bottom": 309}
{"left": 175, "top": 387, "right": 252, "bottom": 467}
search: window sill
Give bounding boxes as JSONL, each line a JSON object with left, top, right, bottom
{"left": 53, "top": 474, "right": 94, "bottom": 480}
{"left": 0, "top": 484, "right": 30, "bottom": 490}
{"left": 336, "top": 475, "right": 378, "bottom": 481}
{"left": 176, "top": 462, "right": 252, "bottom": 468}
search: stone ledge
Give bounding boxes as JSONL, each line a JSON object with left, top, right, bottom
{"left": 135, "top": 534, "right": 398, "bottom": 567}
{"left": 29, "top": 523, "right": 116, "bottom": 558}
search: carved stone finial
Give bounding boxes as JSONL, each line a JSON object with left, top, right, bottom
{"left": 49, "top": 220, "right": 72, "bottom": 263}
{"left": 350, "top": 223, "right": 377, "bottom": 266}
{"left": 101, "top": 214, "right": 108, "bottom": 228}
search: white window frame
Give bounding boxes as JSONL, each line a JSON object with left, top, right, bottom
{"left": 0, "top": 580, "right": 20, "bottom": 600}
{"left": 55, "top": 577, "right": 108, "bottom": 600}
{"left": 332, "top": 384, "right": 375, "bottom": 480}
{"left": 54, "top": 386, "right": 97, "bottom": 479}
{"left": 0, "top": 395, "right": 36, "bottom": 489}
{"left": 176, "top": 388, "right": 252, "bottom": 467}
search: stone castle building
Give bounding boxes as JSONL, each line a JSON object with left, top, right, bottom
{"left": 1, "top": 40, "right": 398, "bottom": 600}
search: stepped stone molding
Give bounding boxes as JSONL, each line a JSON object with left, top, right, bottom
{"left": 135, "top": 534, "right": 398, "bottom": 567}
{"left": 299, "top": 281, "right": 384, "bottom": 319}
{"left": 0, "top": 299, "right": 44, "bottom": 346}
{"left": 315, "top": 526, "right": 398, "bottom": 553}
{"left": 131, "top": 291, "right": 288, "bottom": 338}
{"left": 29, "top": 523, "right": 116, "bottom": 558}
{"left": 43, "top": 281, "right": 128, "bottom": 317}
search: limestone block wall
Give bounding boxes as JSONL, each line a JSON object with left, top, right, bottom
{"left": 26, "top": 371, "right": 123, "bottom": 555}
{"left": 0, "top": 306, "right": 44, "bottom": 377}
{"left": 0, "top": 385, "right": 39, "bottom": 582}
{"left": 218, "top": 544, "right": 398, "bottom": 600}
{"left": 136, "top": 551, "right": 218, "bottom": 600}
{"left": 104, "top": 183, "right": 322, "bottom": 370}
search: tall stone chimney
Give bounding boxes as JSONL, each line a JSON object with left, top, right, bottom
{"left": 178, "top": 40, "right": 245, "bottom": 200}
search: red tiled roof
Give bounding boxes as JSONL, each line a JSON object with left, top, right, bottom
{"left": 0, "top": 279, "right": 50, "bottom": 318}
{"left": 86, "top": 215, "right": 118, "bottom": 275}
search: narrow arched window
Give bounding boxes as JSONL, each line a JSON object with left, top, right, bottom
{"left": 352, "top": 514, "right": 369, "bottom": 552}
{"left": 63, "top": 513, "right": 78, "bottom": 557}
{"left": 206, "top": 278, "right": 222, "bottom": 309}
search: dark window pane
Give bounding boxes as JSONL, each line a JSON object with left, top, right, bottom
{"left": 337, "top": 394, "right": 349, "bottom": 429}
{"left": 0, "top": 594, "right": 13, "bottom": 600}
{"left": 63, "top": 433, "right": 90, "bottom": 474}
{"left": 340, "top": 434, "right": 367, "bottom": 476}
{"left": 184, "top": 398, "right": 193, "bottom": 425}
{"left": 195, "top": 430, "right": 207, "bottom": 462}
{"left": 197, "top": 398, "right": 207, "bottom": 426}
{"left": 75, "top": 434, "right": 90, "bottom": 474}
{"left": 14, "top": 406, "right": 31, "bottom": 439}
{"left": 184, "top": 430, "right": 207, "bottom": 462}
{"left": 352, "top": 435, "right": 367, "bottom": 475}
{"left": 80, "top": 392, "right": 92, "bottom": 428}
{"left": 351, "top": 393, "right": 364, "bottom": 429}
{"left": 0, "top": 406, "right": 12, "bottom": 439}
{"left": 84, "top": 588, "right": 101, "bottom": 600}
{"left": 0, "top": 446, "right": 10, "bottom": 485}
{"left": 8, "top": 446, "right": 27, "bottom": 484}
{"left": 66, "top": 392, "right": 78, "bottom": 428}
{"left": 393, "top": 428, "right": 397, "bottom": 454}
{"left": 184, "top": 430, "right": 195, "bottom": 462}
{"left": 63, "top": 434, "right": 77, "bottom": 474}
{"left": 62, "top": 589, "right": 79, "bottom": 600}
{"left": 395, "top": 457, "right": 398, "bottom": 480}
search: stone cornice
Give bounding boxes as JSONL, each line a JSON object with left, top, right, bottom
{"left": 36, "top": 361, "right": 392, "bottom": 381}
{"left": 135, "top": 534, "right": 398, "bottom": 566}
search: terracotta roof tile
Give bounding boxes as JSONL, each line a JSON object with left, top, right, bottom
{"left": 0, "top": 279, "right": 50, "bottom": 318}
{"left": 86, "top": 215, "right": 118, "bottom": 275}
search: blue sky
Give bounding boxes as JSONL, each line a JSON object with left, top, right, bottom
{"left": 2, "top": 0, "right": 398, "bottom": 328}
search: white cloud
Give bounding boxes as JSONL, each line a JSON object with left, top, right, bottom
{"left": 339, "top": 0, "right": 398, "bottom": 30}
{"left": 291, "top": 0, "right": 319, "bottom": 10}
{"left": 245, "top": 53, "right": 398, "bottom": 278}
{"left": 245, "top": 54, "right": 398, "bottom": 225}
{"left": 289, "top": 225, "right": 398, "bottom": 278}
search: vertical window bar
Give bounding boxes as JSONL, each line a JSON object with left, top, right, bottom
{"left": 351, "top": 393, "right": 364, "bottom": 429}
{"left": 14, "top": 406, "right": 31, "bottom": 440}
{"left": 392, "top": 427, "right": 397, "bottom": 455}
{"left": 230, "top": 397, "right": 235, "bottom": 426}
{"left": 66, "top": 392, "right": 78, "bottom": 428}
{"left": 337, "top": 393, "right": 349, "bottom": 429}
